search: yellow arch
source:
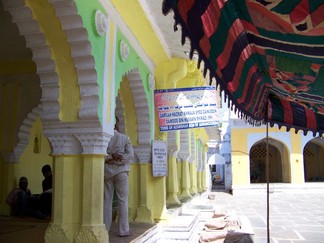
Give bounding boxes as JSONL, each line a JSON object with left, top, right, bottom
{"left": 119, "top": 76, "right": 138, "bottom": 145}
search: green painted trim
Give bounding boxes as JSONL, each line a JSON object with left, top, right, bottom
{"left": 75, "top": 0, "right": 106, "bottom": 123}
{"left": 114, "top": 30, "right": 154, "bottom": 133}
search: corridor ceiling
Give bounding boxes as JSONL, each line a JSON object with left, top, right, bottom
{"left": 158, "top": 0, "right": 324, "bottom": 136}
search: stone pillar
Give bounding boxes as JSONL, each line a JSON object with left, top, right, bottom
{"left": 75, "top": 155, "right": 108, "bottom": 243}
{"left": 45, "top": 155, "right": 78, "bottom": 243}
{"left": 135, "top": 164, "right": 154, "bottom": 223}
{"left": 189, "top": 131, "right": 198, "bottom": 195}
{"left": 166, "top": 148, "right": 181, "bottom": 205}
{"left": 197, "top": 143, "right": 204, "bottom": 193}
{"left": 44, "top": 128, "right": 110, "bottom": 243}
{"left": 197, "top": 171, "right": 203, "bottom": 193}
{"left": 133, "top": 145, "right": 165, "bottom": 223}
{"left": 202, "top": 170, "right": 207, "bottom": 192}
{"left": 153, "top": 176, "right": 169, "bottom": 221}
{"left": 0, "top": 162, "right": 15, "bottom": 215}
{"left": 189, "top": 161, "right": 198, "bottom": 195}
{"left": 178, "top": 130, "right": 191, "bottom": 200}
{"left": 201, "top": 149, "right": 207, "bottom": 192}
{"left": 179, "top": 158, "right": 192, "bottom": 200}
{"left": 166, "top": 130, "right": 180, "bottom": 205}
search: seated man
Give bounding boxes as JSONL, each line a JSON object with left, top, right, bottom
{"left": 42, "top": 164, "right": 52, "bottom": 192}
{"left": 6, "top": 177, "right": 45, "bottom": 219}
{"left": 39, "top": 164, "right": 53, "bottom": 216}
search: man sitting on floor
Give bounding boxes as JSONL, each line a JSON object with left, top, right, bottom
{"left": 6, "top": 176, "right": 46, "bottom": 219}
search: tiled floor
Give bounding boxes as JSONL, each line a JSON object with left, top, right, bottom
{"left": 0, "top": 216, "right": 156, "bottom": 243}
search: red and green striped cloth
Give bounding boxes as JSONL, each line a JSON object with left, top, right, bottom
{"left": 162, "top": 0, "right": 324, "bottom": 136}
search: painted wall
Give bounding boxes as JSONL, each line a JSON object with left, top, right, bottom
{"left": 231, "top": 125, "right": 315, "bottom": 187}
{"left": 75, "top": 0, "right": 106, "bottom": 122}
{"left": 114, "top": 30, "right": 153, "bottom": 140}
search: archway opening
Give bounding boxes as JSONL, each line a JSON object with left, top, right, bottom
{"left": 249, "top": 140, "right": 287, "bottom": 183}
{"left": 303, "top": 137, "right": 324, "bottom": 182}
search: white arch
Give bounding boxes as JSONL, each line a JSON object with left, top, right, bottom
{"left": 3, "top": 0, "right": 102, "bottom": 156}
{"left": 3, "top": 0, "right": 99, "bottom": 121}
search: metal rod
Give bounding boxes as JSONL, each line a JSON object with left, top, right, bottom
{"left": 266, "top": 114, "right": 270, "bottom": 243}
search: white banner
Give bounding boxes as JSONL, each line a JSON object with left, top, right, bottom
{"left": 154, "top": 86, "right": 218, "bottom": 131}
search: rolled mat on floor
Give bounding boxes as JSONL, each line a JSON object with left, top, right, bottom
{"left": 199, "top": 231, "right": 254, "bottom": 243}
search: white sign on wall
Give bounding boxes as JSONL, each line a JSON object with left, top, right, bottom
{"left": 154, "top": 86, "right": 219, "bottom": 131}
{"left": 152, "top": 140, "right": 168, "bottom": 177}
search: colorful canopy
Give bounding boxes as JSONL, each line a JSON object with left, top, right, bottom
{"left": 162, "top": 0, "right": 324, "bottom": 136}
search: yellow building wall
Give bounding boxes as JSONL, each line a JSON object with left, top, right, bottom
{"left": 282, "top": 145, "right": 291, "bottom": 183}
{"left": 290, "top": 131, "right": 304, "bottom": 184}
{"left": 15, "top": 117, "right": 53, "bottom": 193}
{"left": 231, "top": 129, "right": 250, "bottom": 186}
{"left": 231, "top": 125, "right": 307, "bottom": 187}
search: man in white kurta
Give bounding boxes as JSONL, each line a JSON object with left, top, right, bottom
{"left": 104, "top": 119, "right": 134, "bottom": 237}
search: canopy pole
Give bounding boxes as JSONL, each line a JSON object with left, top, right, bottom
{"left": 266, "top": 109, "right": 270, "bottom": 243}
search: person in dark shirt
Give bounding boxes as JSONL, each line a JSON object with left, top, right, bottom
{"left": 6, "top": 177, "right": 45, "bottom": 219}
{"left": 42, "top": 164, "right": 52, "bottom": 192}
{"left": 39, "top": 164, "right": 53, "bottom": 216}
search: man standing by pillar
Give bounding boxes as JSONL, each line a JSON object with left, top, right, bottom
{"left": 104, "top": 117, "right": 134, "bottom": 237}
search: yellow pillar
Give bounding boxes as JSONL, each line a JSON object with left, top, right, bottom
{"left": 179, "top": 160, "right": 192, "bottom": 200}
{"left": 196, "top": 140, "right": 204, "bottom": 193}
{"left": 177, "top": 159, "right": 182, "bottom": 194}
{"left": 201, "top": 149, "right": 207, "bottom": 192}
{"left": 178, "top": 129, "right": 191, "bottom": 200}
{"left": 202, "top": 170, "right": 207, "bottom": 192}
{"left": 197, "top": 171, "right": 202, "bottom": 193}
{"left": 290, "top": 132, "right": 305, "bottom": 184}
{"left": 189, "top": 130, "right": 198, "bottom": 195}
{"left": 75, "top": 155, "right": 108, "bottom": 243}
{"left": 131, "top": 163, "right": 168, "bottom": 223}
{"left": 189, "top": 162, "right": 198, "bottom": 195}
{"left": 231, "top": 129, "right": 250, "bottom": 186}
{"left": 152, "top": 176, "right": 169, "bottom": 221}
{"left": 45, "top": 156, "right": 77, "bottom": 243}
{"left": 166, "top": 150, "right": 181, "bottom": 205}
{"left": 135, "top": 164, "right": 154, "bottom": 223}
{"left": 45, "top": 155, "right": 108, "bottom": 243}
{"left": 0, "top": 163, "right": 15, "bottom": 215}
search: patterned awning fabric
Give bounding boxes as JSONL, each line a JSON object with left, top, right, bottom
{"left": 162, "top": 0, "right": 324, "bottom": 136}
